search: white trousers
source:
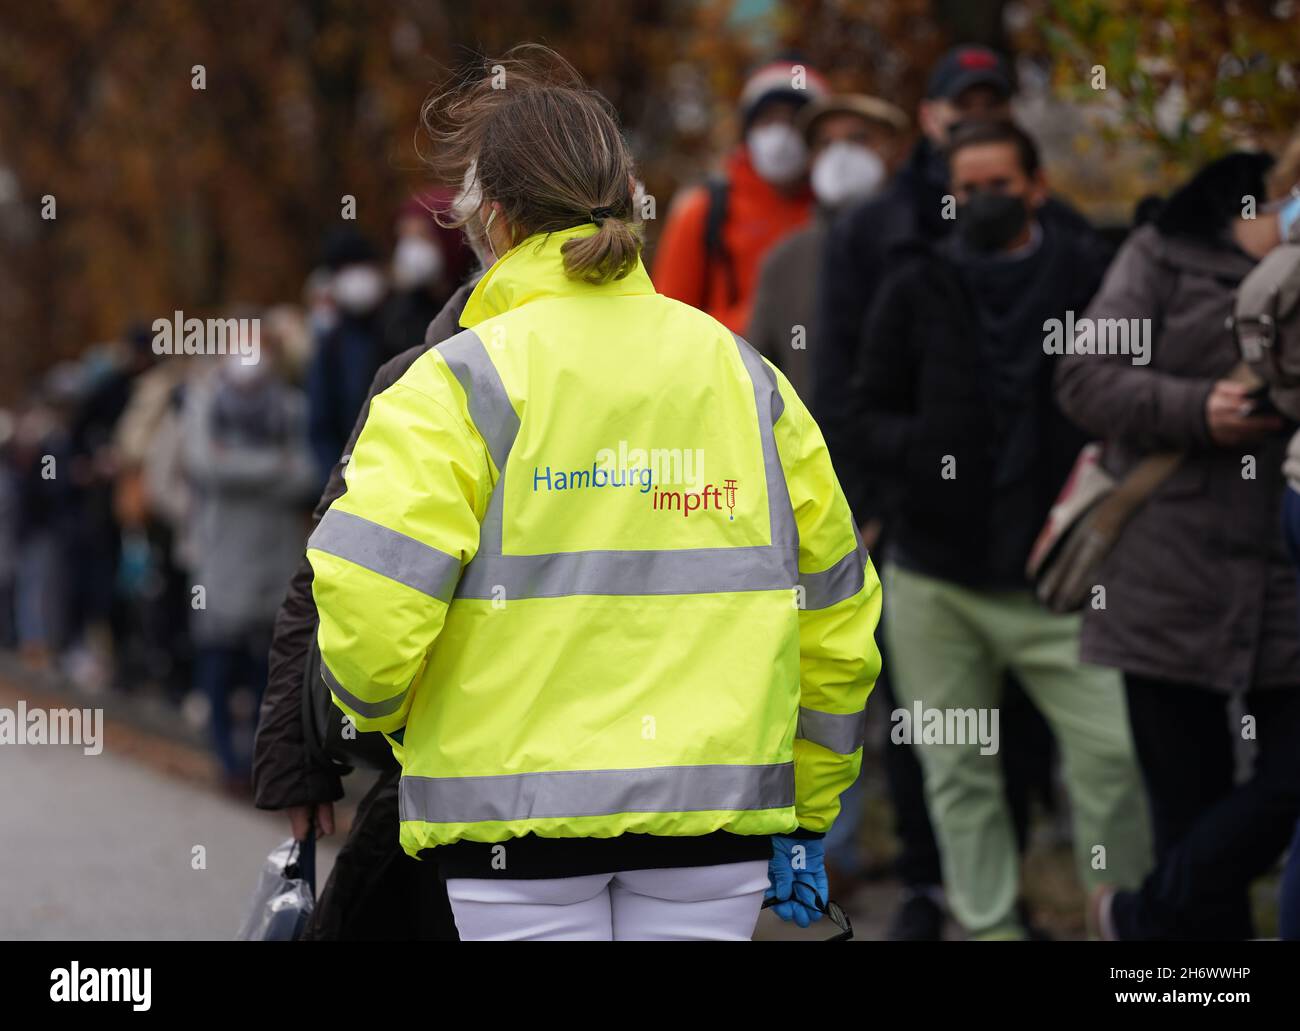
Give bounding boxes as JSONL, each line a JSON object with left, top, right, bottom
{"left": 445, "top": 860, "right": 770, "bottom": 941}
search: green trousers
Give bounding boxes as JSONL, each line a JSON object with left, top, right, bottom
{"left": 882, "top": 562, "right": 1152, "bottom": 939}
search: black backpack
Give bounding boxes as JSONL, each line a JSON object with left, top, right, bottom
{"left": 703, "top": 175, "right": 739, "bottom": 309}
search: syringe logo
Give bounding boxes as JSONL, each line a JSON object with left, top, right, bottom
{"left": 649, "top": 479, "right": 738, "bottom": 519}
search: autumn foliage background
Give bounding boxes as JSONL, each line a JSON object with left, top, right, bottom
{"left": 0, "top": 0, "right": 1296, "bottom": 403}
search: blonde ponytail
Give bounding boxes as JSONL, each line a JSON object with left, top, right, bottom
{"left": 561, "top": 209, "right": 642, "bottom": 284}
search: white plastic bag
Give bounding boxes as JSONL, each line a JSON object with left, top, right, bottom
{"left": 236, "top": 837, "right": 316, "bottom": 941}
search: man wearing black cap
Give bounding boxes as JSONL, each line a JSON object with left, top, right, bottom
{"left": 817, "top": 44, "right": 1017, "bottom": 444}
{"left": 815, "top": 44, "right": 1104, "bottom": 940}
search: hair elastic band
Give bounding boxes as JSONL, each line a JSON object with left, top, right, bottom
{"left": 590, "top": 206, "right": 614, "bottom": 224}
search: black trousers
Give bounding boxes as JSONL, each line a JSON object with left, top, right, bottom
{"left": 1114, "top": 674, "right": 1300, "bottom": 940}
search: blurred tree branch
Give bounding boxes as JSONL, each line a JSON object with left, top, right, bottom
{"left": 1018, "top": 0, "right": 1300, "bottom": 172}
{"left": 0, "top": 0, "right": 680, "bottom": 398}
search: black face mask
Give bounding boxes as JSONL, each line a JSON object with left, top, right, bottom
{"left": 956, "top": 192, "right": 1029, "bottom": 253}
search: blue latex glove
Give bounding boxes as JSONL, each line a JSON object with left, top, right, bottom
{"left": 765, "top": 835, "right": 828, "bottom": 928}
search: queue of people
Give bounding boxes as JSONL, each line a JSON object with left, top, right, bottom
{"left": 0, "top": 203, "right": 471, "bottom": 796}
{"left": 273, "top": 42, "right": 1300, "bottom": 941}
{"left": 8, "top": 38, "right": 1300, "bottom": 941}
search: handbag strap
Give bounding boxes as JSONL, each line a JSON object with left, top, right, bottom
{"left": 298, "top": 812, "right": 317, "bottom": 897}
{"left": 1091, "top": 361, "right": 1258, "bottom": 536}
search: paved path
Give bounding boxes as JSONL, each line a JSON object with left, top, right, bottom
{"left": 0, "top": 682, "right": 343, "bottom": 940}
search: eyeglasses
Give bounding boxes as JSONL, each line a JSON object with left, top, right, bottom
{"left": 761, "top": 893, "right": 854, "bottom": 941}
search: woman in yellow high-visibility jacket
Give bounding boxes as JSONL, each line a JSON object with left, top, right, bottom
{"left": 307, "top": 45, "right": 882, "bottom": 941}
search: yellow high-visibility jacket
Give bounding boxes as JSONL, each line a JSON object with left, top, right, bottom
{"left": 308, "top": 224, "right": 882, "bottom": 859}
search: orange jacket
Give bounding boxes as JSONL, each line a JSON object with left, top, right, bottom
{"left": 652, "top": 147, "right": 814, "bottom": 334}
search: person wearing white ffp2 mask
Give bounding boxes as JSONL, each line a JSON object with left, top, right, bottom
{"left": 332, "top": 264, "right": 387, "bottom": 315}
{"left": 811, "top": 141, "right": 886, "bottom": 209}
{"left": 391, "top": 236, "right": 445, "bottom": 291}
{"left": 306, "top": 227, "right": 388, "bottom": 485}
{"left": 747, "top": 121, "right": 809, "bottom": 187}
{"left": 803, "top": 95, "right": 906, "bottom": 211}
{"left": 651, "top": 58, "right": 829, "bottom": 333}
{"left": 745, "top": 93, "right": 907, "bottom": 406}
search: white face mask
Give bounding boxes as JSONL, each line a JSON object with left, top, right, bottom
{"left": 461, "top": 215, "right": 493, "bottom": 271}
{"left": 810, "top": 142, "right": 886, "bottom": 209}
{"left": 332, "top": 265, "right": 386, "bottom": 314}
{"left": 391, "top": 236, "right": 445, "bottom": 290}
{"left": 746, "top": 123, "right": 808, "bottom": 186}
{"left": 453, "top": 161, "right": 495, "bottom": 271}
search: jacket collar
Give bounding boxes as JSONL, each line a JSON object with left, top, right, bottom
{"left": 459, "top": 224, "right": 655, "bottom": 328}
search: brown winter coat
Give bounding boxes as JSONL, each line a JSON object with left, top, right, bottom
{"left": 1055, "top": 224, "right": 1300, "bottom": 693}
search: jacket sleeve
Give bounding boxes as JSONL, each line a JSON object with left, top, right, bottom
{"left": 1054, "top": 226, "right": 1214, "bottom": 451}
{"left": 307, "top": 374, "right": 489, "bottom": 734}
{"left": 774, "top": 370, "right": 884, "bottom": 834}
{"left": 650, "top": 186, "right": 710, "bottom": 310}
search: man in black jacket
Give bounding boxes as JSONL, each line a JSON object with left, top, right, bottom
{"left": 817, "top": 44, "right": 1013, "bottom": 469}
{"left": 816, "top": 44, "right": 1068, "bottom": 940}
{"left": 852, "top": 119, "right": 1151, "bottom": 940}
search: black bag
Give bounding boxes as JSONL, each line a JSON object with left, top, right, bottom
{"left": 703, "top": 175, "right": 739, "bottom": 307}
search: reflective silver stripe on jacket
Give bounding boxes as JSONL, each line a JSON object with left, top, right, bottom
{"left": 796, "top": 706, "right": 868, "bottom": 755}
{"left": 308, "top": 508, "right": 461, "bottom": 604}
{"left": 441, "top": 329, "right": 801, "bottom": 600}
{"left": 460, "top": 544, "right": 796, "bottom": 599}
{"left": 731, "top": 331, "right": 797, "bottom": 548}
{"left": 436, "top": 329, "right": 519, "bottom": 474}
{"left": 321, "top": 661, "right": 408, "bottom": 719}
{"left": 436, "top": 329, "right": 515, "bottom": 581}
{"left": 799, "top": 523, "right": 871, "bottom": 610}
{"left": 399, "top": 761, "right": 795, "bottom": 824}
